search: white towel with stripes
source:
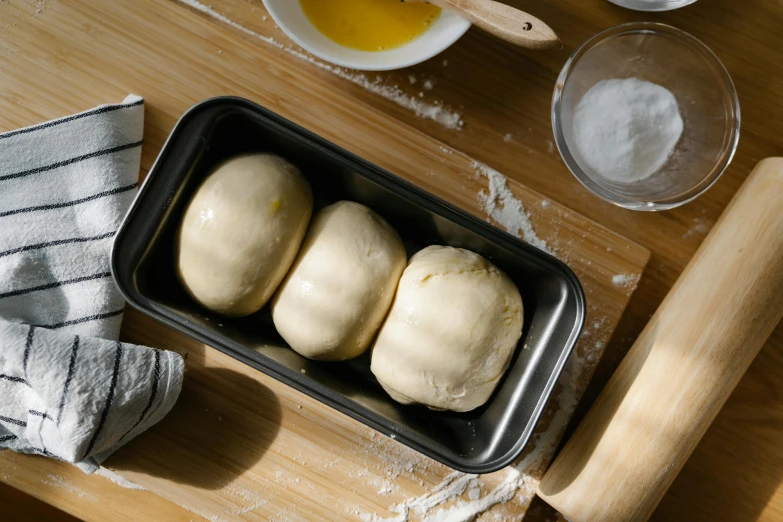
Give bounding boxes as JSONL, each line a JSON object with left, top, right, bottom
{"left": 0, "top": 95, "right": 184, "bottom": 472}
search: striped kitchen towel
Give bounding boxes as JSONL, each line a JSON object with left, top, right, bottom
{"left": 0, "top": 95, "right": 184, "bottom": 472}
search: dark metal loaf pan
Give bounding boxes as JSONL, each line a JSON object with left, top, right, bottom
{"left": 111, "top": 97, "right": 585, "bottom": 474}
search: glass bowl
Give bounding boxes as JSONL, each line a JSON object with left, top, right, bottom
{"left": 608, "top": 0, "right": 698, "bottom": 11}
{"left": 552, "top": 23, "right": 740, "bottom": 211}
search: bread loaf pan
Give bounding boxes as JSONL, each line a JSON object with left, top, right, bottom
{"left": 111, "top": 97, "right": 585, "bottom": 474}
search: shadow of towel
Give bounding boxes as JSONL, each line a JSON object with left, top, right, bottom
{"left": 106, "top": 368, "right": 282, "bottom": 490}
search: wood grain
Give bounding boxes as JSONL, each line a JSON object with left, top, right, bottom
{"left": 539, "top": 158, "right": 783, "bottom": 521}
{"left": 0, "top": 0, "right": 780, "bottom": 521}
{"left": 0, "top": 450, "right": 204, "bottom": 522}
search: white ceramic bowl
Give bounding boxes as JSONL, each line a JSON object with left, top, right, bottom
{"left": 262, "top": 0, "right": 471, "bottom": 71}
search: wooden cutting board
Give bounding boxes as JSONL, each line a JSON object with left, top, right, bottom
{"left": 0, "top": 1, "right": 649, "bottom": 520}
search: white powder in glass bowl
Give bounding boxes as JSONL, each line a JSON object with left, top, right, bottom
{"left": 572, "top": 77, "right": 684, "bottom": 183}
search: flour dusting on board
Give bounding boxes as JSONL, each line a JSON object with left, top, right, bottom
{"left": 177, "top": 0, "right": 463, "bottom": 130}
{"left": 360, "top": 430, "right": 433, "bottom": 483}
{"left": 361, "top": 468, "right": 535, "bottom": 522}
{"left": 225, "top": 482, "right": 271, "bottom": 515}
{"left": 95, "top": 467, "right": 146, "bottom": 490}
{"left": 42, "top": 474, "right": 98, "bottom": 501}
{"left": 612, "top": 273, "right": 639, "bottom": 289}
{"left": 474, "top": 162, "right": 551, "bottom": 253}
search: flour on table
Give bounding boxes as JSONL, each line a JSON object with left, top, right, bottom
{"left": 177, "top": 0, "right": 463, "bottom": 130}
{"left": 475, "top": 162, "right": 551, "bottom": 253}
{"left": 42, "top": 474, "right": 98, "bottom": 501}
{"left": 612, "top": 273, "right": 639, "bottom": 289}
{"left": 503, "top": 133, "right": 514, "bottom": 143}
{"left": 225, "top": 483, "right": 270, "bottom": 515}
{"left": 359, "top": 431, "right": 432, "bottom": 482}
{"left": 683, "top": 217, "right": 712, "bottom": 239}
{"left": 95, "top": 467, "right": 146, "bottom": 490}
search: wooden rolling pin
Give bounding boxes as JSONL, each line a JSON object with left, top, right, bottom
{"left": 404, "top": 0, "right": 561, "bottom": 50}
{"left": 538, "top": 158, "right": 783, "bottom": 522}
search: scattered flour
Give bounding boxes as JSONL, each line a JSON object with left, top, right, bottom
{"left": 359, "top": 431, "right": 431, "bottom": 481}
{"left": 683, "top": 217, "right": 712, "bottom": 239}
{"left": 43, "top": 474, "right": 98, "bottom": 501}
{"left": 225, "top": 483, "right": 270, "bottom": 515}
{"left": 421, "top": 471, "right": 535, "bottom": 522}
{"left": 269, "top": 508, "right": 295, "bottom": 522}
{"left": 377, "top": 478, "right": 399, "bottom": 496}
{"left": 503, "top": 133, "right": 514, "bottom": 143}
{"left": 177, "top": 0, "right": 463, "bottom": 130}
{"left": 423, "top": 79, "right": 435, "bottom": 91}
{"left": 474, "top": 162, "right": 551, "bottom": 253}
{"left": 360, "top": 472, "right": 476, "bottom": 521}
{"left": 611, "top": 273, "right": 639, "bottom": 289}
{"left": 409, "top": 473, "right": 477, "bottom": 515}
{"left": 95, "top": 467, "right": 146, "bottom": 490}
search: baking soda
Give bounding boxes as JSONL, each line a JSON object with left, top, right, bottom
{"left": 573, "top": 78, "right": 683, "bottom": 183}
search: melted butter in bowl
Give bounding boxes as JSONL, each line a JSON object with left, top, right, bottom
{"left": 300, "top": 0, "right": 441, "bottom": 52}
{"left": 263, "top": 0, "right": 470, "bottom": 70}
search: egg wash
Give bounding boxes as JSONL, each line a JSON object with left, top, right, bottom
{"left": 299, "top": 0, "right": 442, "bottom": 52}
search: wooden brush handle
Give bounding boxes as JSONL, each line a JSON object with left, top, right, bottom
{"left": 428, "top": 0, "right": 561, "bottom": 50}
{"left": 538, "top": 158, "right": 783, "bottom": 522}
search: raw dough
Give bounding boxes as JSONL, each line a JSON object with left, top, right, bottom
{"left": 370, "top": 245, "right": 523, "bottom": 412}
{"left": 177, "top": 153, "right": 312, "bottom": 316}
{"left": 272, "top": 201, "right": 406, "bottom": 361}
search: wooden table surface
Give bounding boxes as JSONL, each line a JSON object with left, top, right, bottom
{"left": 1, "top": 0, "right": 782, "bottom": 521}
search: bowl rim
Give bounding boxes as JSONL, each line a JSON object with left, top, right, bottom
{"left": 552, "top": 22, "right": 741, "bottom": 212}
{"left": 607, "top": 0, "right": 699, "bottom": 12}
{"left": 262, "top": 0, "right": 472, "bottom": 71}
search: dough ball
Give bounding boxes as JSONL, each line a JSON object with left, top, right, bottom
{"left": 370, "top": 245, "right": 523, "bottom": 412}
{"left": 272, "top": 201, "right": 406, "bottom": 361}
{"left": 177, "top": 153, "right": 312, "bottom": 316}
